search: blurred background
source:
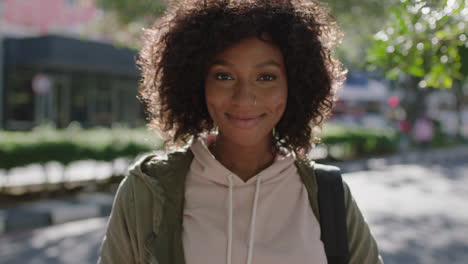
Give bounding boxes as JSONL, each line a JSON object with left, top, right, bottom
{"left": 0, "top": 0, "right": 467, "bottom": 263}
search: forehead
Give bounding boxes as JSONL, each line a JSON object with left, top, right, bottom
{"left": 209, "top": 37, "right": 284, "bottom": 67}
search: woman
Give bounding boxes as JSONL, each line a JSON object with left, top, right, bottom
{"left": 99, "top": 0, "right": 384, "bottom": 263}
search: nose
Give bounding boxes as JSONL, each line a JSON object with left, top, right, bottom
{"left": 231, "top": 80, "right": 256, "bottom": 107}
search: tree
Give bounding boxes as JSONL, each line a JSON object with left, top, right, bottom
{"left": 95, "top": 0, "right": 401, "bottom": 68}
{"left": 84, "top": 0, "right": 166, "bottom": 48}
{"left": 96, "top": 0, "right": 166, "bottom": 24}
{"left": 367, "top": 0, "right": 467, "bottom": 126}
{"left": 322, "top": 0, "right": 400, "bottom": 68}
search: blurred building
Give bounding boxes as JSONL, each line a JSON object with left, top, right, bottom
{"left": 2, "top": 35, "right": 142, "bottom": 130}
{"left": 1, "top": 0, "right": 97, "bottom": 37}
{"left": 0, "top": 0, "right": 144, "bottom": 130}
{"left": 427, "top": 89, "right": 468, "bottom": 138}
{"left": 334, "top": 71, "right": 393, "bottom": 129}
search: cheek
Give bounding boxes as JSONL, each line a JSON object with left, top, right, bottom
{"left": 267, "top": 88, "right": 288, "bottom": 115}
{"left": 205, "top": 81, "right": 227, "bottom": 102}
{"left": 205, "top": 93, "right": 216, "bottom": 119}
{"left": 205, "top": 85, "right": 226, "bottom": 120}
{"left": 205, "top": 82, "right": 217, "bottom": 104}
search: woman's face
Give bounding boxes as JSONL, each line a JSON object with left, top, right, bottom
{"left": 205, "top": 37, "right": 288, "bottom": 147}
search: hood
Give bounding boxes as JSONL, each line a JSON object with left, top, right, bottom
{"left": 189, "top": 136, "right": 296, "bottom": 187}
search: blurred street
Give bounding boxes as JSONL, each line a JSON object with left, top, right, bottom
{"left": 1, "top": 158, "right": 467, "bottom": 264}
{"left": 0, "top": 217, "right": 106, "bottom": 264}
{"left": 347, "top": 158, "right": 468, "bottom": 264}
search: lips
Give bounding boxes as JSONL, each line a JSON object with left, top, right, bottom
{"left": 225, "top": 113, "right": 266, "bottom": 129}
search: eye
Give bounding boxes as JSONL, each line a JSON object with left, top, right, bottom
{"left": 258, "top": 73, "right": 277, "bottom": 81}
{"left": 214, "top": 72, "right": 234, "bottom": 81}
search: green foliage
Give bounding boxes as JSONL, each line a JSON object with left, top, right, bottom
{"left": 367, "top": 0, "right": 468, "bottom": 88}
{"left": 97, "top": 0, "right": 165, "bottom": 24}
{"left": 0, "top": 126, "right": 163, "bottom": 170}
{"left": 96, "top": 0, "right": 400, "bottom": 68}
{"left": 0, "top": 125, "right": 399, "bottom": 169}
{"left": 323, "top": 0, "right": 400, "bottom": 68}
{"left": 89, "top": 0, "right": 166, "bottom": 48}
{"left": 320, "top": 124, "right": 399, "bottom": 161}
{"left": 428, "top": 119, "right": 468, "bottom": 147}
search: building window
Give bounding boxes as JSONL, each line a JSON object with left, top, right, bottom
{"left": 7, "top": 69, "right": 35, "bottom": 122}
{"left": 70, "top": 74, "right": 89, "bottom": 125}
{"left": 94, "top": 78, "right": 113, "bottom": 126}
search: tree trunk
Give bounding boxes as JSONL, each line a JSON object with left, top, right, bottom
{"left": 402, "top": 76, "right": 427, "bottom": 125}
{"left": 453, "top": 80, "right": 464, "bottom": 140}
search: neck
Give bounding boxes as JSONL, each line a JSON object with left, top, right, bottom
{"left": 210, "top": 133, "right": 276, "bottom": 182}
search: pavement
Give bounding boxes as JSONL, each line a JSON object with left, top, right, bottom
{"left": 0, "top": 145, "right": 467, "bottom": 235}
{"left": 328, "top": 144, "right": 468, "bottom": 172}
{"left": 0, "top": 193, "right": 114, "bottom": 235}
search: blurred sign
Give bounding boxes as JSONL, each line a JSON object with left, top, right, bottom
{"left": 32, "top": 73, "right": 52, "bottom": 95}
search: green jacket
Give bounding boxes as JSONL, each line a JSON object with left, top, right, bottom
{"left": 98, "top": 149, "right": 383, "bottom": 264}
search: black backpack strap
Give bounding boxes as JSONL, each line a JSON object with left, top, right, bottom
{"left": 314, "top": 164, "right": 350, "bottom": 264}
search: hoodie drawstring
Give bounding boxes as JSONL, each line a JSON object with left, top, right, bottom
{"left": 226, "top": 173, "right": 263, "bottom": 264}
{"left": 227, "top": 174, "right": 233, "bottom": 264}
{"left": 247, "top": 175, "right": 263, "bottom": 264}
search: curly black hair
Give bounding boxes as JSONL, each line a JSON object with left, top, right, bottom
{"left": 138, "top": 0, "right": 346, "bottom": 158}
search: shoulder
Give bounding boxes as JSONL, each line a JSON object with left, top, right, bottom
{"left": 109, "top": 148, "right": 193, "bottom": 228}
{"left": 124, "top": 148, "right": 193, "bottom": 184}
{"left": 296, "top": 160, "right": 353, "bottom": 211}
{"left": 313, "top": 162, "right": 343, "bottom": 188}
{"left": 313, "top": 163, "right": 341, "bottom": 173}
{"left": 113, "top": 148, "right": 193, "bottom": 195}
{"left": 135, "top": 149, "right": 194, "bottom": 178}
{"left": 296, "top": 160, "right": 344, "bottom": 189}
{"left": 295, "top": 159, "right": 341, "bottom": 175}
{"left": 116, "top": 148, "right": 193, "bottom": 204}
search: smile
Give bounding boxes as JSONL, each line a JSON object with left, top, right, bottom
{"left": 225, "top": 113, "right": 266, "bottom": 129}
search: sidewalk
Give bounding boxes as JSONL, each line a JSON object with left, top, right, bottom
{"left": 0, "top": 158, "right": 130, "bottom": 194}
{"left": 330, "top": 144, "right": 468, "bottom": 173}
{"left": 0, "top": 193, "right": 114, "bottom": 234}
{"left": 1, "top": 145, "right": 467, "bottom": 235}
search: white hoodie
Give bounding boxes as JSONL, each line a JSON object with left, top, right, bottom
{"left": 182, "top": 137, "right": 327, "bottom": 264}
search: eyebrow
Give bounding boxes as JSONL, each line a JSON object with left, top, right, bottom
{"left": 210, "top": 59, "right": 282, "bottom": 68}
